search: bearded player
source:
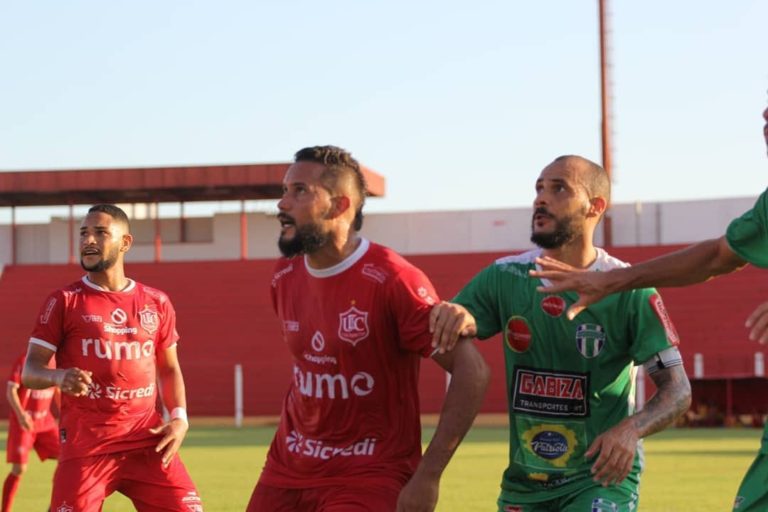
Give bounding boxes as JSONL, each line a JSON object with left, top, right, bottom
{"left": 531, "top": 106, "right": 768, "bottom": 511}
{"left": 431, "top": 155, "right": 692, "bottom": 511}
{"left": 22, "top": 204, "right": 202, "bottom": 511}
{"left": 246, "top": 146, "right": 490, "bottom": 512}
{"left": 3, "top": 351, "right": 59, "bottom": 512}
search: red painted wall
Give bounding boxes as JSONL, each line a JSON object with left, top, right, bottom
{"left": 1, "top": 245, "right": 765, "bottom": 418}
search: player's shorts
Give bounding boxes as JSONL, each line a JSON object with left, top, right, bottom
{"left": 5, "top": 421, "right": 60, "bottom": 464}
{"left": 498, "top": 481, "right": 639, "bottom": 512}
{"left": 50, "top": 446, "right": 203, "bottom": 512}
{"left": 732, "top": 452, "right": 768, "bottom": 511}
{"left": 246, "top": 481, "right": 399, "bottom": 512}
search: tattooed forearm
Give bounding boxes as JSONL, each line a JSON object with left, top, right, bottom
{"left": 631, "top": 365, "right": 692, "bottom": 438}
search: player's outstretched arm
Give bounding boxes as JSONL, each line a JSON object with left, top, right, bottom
{"left": 396, "top": 339, "right": 490, "bottom": 512}
{"left": 22, "top": 343, "right": 92, "bottom": 396}
{"left": 746, "top": 301, "right": 768, "bottom": 344}
{"left": 429, "top": 301, "right": 478, "bottom": 354}
{"left": 532, "top": 237, "right": 748, "bottom": 320}
{"left": 151, "top": 345, "right": 189, "bottom": 467}
{"left": 586, "top": 364, "right": 691, "bottom": 487}
{"left": 6, "top": 382, "right": 32, "bottom": 431}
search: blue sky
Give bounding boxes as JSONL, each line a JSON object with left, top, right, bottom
{"left": 1, "top": 1, "right": 766, "bottom": 221}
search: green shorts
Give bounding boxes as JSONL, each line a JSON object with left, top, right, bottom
{"left": 498, "top": 482, "right": 639, "bottom": 512}
{"left": 733, "top": 452, "right": 768, "bottom": 511}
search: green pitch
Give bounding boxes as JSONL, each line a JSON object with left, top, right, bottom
{"left": 0, "top": 426, "right": 757, "bottom": 511}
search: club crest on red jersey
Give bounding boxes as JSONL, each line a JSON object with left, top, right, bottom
{"left": 338, "top": 306, "right": 369, "bottom": 346}
{"left": 139, "top": 305, "right": 159, "bottom": 335}
{"left": 56, "top": 502, "right": 74, "bottom": 512}
{"left": 541, "top": 295, "right": 566, "bottom": 317}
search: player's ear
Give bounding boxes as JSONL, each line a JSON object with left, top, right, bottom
{"left": 120, "top": 233, "right": 133, "bottom": 252}
{"left": 588, "top": 196, "right": 608, "bottom": 218}
{"left": 328, "top": 195, "right": 352, "bottom": 220}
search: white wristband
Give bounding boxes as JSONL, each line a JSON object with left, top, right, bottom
{"left": 170, "top": 407, "right": 188, "bottom": 425}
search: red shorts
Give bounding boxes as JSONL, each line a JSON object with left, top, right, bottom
{"left": 50, "top": 446, "right": 202, "bottom": 512}
{"left": 5, "top": 421, "right": 60, "bottom": 464}
{"left": 246, "top": 482, "right": 399, "bottom": 512}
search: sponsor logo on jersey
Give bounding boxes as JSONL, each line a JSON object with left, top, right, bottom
{"left": 81, "top": 338, "right": 155, "bottom": 360}
{"left": 285, "top": 430, "right": 377, "bottom": 460}
{"left": 311, "top": 331, "right": 325, "bottom": 352}
{"left": 503, "top": 506, "right": 524, "bottom": 512}
{"left": 111, "top": 308, "right": 128, "bottom": 325}
{"left": 521, "top": 424, "right": 578, "bottom": 468}
{"left": 303, "top": 353, "right": 338, "bottom": 365}
{"left": 505, "top": 316, "right": 532, "bottom": 353}
{"left": 81, "top": 314, "right": 103, "bottom": 323}
{"left": 40, "top": 297, "right": 57, "bottom": 325}
{"left": 86, "top": 382, "right": 155, "bottom": 401}
{"left": 541, "top": 295, "right": 566, "bottom": 317}
{"left": 30, "top": 389, "right": 55, "bottom": 400}
{"left": 591, "top": 497, "right": 619, "bottom": 512}
{"left": 181, "top": 492, "right": 203, "bottom": 512}
{"left": 512, "top": 367, "right": 589, "bottom": 417}
{"left": 284, "top": 320, "right": 299, "bottom": 332}
{"left": 361, "top": 263, "right": 388, "bottom": 284}
{"left": 649, "top": 293, "right": 680, "bottom": 346}
{"left": 271, "top": 263, "right": 294, "bottom": 288}
{"left": 416, "top": 286, "right": 436, "bottom": 305}
{"left": 104, "top": 324, "right": 139, "bottom": 335}
{"left": 293, "top": 366, "right": 374, "bottom": 399}
{"left": 575, "top": 324, "right": 606, "bottom": 358}
{"left": 338, "top": 306, "right": 370, "bottom": 346}
{"left": 139, "top": 305, "right": 159, "bottom": 335}
{"left": 55, "top": 502, "right": 74, "bottom": 512}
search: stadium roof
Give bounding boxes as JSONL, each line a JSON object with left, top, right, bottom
{"left": 0, "top": 163, "right": 386, "bottom": 207}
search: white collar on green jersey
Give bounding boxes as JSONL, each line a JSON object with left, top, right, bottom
{"left": 304, "top": 238, "right": 370, "bottom": 279}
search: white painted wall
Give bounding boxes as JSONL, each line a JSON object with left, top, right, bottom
{"left": 0, "top": 195, "right": 759, "bottom": 265}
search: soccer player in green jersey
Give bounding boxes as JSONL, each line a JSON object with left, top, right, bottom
{"left": 531, "top": 106, "right": 768, "bottom": 512}
{"left": 431, "top": 155, "right": 692, "bottom": 511}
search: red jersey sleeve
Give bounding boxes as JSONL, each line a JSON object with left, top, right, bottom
{"left": 8, "top": 354, "right": 24, "bottom": 385}
{"left": 29, "top": 291, "right": 66, "bottom": 352}
{"left": 156, "top": 297, "right": 180, "bottom": 350}
{"left": 387, "top": 265, "right": 440, "bottom": 357}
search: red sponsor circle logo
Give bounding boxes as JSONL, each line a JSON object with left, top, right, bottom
{"left": 649, "top": 294, "right": 680, "bottom": 346}
{"left": 503, "top": 506, "right": 524, "bottom": 512}
{"left": 338, "top": 306, "right": 370, "bottom": 346}
{"left": 505, "top": 316, "right": 532, "bottom": 352}
{"left": 541, "top": 295, "right": 566, "bottom": 317}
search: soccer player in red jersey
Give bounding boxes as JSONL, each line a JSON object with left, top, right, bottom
{"left": 21, "top": 204, "right": 203, "bottom": 512}
{"left": 3, "top": 352, "right": 59, "bottom": 512}
{"left": 246, "top": 146, "right": 491, "bottom": 512}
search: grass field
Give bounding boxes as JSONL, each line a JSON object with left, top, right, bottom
{"left": 1, "top": 425, "right": 759, "bottom": 511}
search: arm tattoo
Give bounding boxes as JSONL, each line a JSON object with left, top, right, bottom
{"left": 632, "top": 365, "right": 692, "bottom": 438}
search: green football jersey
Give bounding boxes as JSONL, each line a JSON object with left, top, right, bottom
{"left": 726, "top": 188, "right": 768, "bottom": 268}
{"left": 454, "top": 248, "right": 680, "bottom": 503}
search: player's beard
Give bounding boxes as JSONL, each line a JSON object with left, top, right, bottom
{"left": 80, "top": 246, "right": 120, "bottom": 272}
{"left": 278, "top": 222, "right": 331, "bottom": 258}
{"left": 530, "top": 207, "right": 584, "bottom": 249}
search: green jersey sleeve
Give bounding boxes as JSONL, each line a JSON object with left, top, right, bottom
{"left": 726, "top": 188, "right": 768, "bottom": 268}
{"left": 452, "top": 264, "right": 504, "bottom": 340}
{"left": 626, "top": 287, "right": 680, "bottom": 364}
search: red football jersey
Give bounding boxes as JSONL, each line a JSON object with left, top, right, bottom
{"left": 259, "top": 239, "right": 440, "bottom": 490}
{"left": 7, "top": 354, "right": 57, "bottom": 432}
{"left": 28, "top": 277, "right": 179, "bottom": 461}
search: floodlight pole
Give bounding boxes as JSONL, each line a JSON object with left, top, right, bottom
{"left": 598, "top": 0, "right": 614, "bottom": 247}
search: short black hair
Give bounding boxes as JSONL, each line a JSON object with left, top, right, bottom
{"left": 88, "top": 204, "right": 131, "bottom": 232}
{"left": 294, "top": 145, "right": 367, "bottom": 231}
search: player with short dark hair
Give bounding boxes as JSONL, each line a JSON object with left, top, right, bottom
{"left": 247, "top": 145, "right": 490, "bottom": 512}
{"left": 431, "top": 155, "right": 692, "bottom": 511}
{"left": 2, "top": 352, "right": 59, "bottom": 512}
{"left": 22, "top": 204, "right": 203, "bottom": 511}
{"left": 531, "top": 106, "right": 768, "bottom": 511}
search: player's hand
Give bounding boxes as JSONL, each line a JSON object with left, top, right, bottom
{"left": 16, "top": 410, "right": 33, "bottom": 431}
{"left": 150, "top": 418, "right": 189, "bottom": 467}
{"left": 396, "top": 471, "right": 439, "bottom": 512}
{"left": 429, "top": 301, "right": 477, "bottom": 354}
{"left": 586, "top": 419, "right": 639, "bottom": 486}
{"left": 55, "top": 368, "right": 93, "bottom": 397}
{"left": 530, "top": 256, "right": 611, "bottom": 320}
{"left": 746, "top": 301, "right": 768, "bottom": 344}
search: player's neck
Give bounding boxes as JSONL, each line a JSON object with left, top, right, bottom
{"left": 542, "top": 242, "right": 598, "bottom": 269}
{"left": 86, "top": 268, "right": 131, "bottom": 292}
{"left": 306, "top": 233, "right": 362, "bottom": 270}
